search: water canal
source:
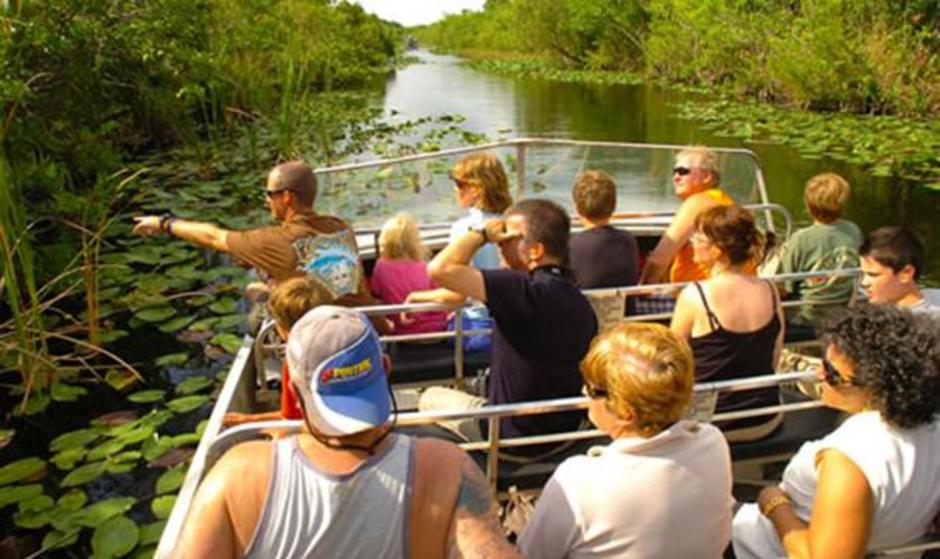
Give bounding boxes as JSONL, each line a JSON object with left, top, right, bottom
{"left": 379, "top": 50, "right": 939, "bottom": 281}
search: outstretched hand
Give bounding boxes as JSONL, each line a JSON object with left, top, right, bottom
{"left": 132, "top": 216, "right": 161, "bottom": 237}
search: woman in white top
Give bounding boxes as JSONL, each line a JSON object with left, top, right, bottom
{"left": 519, "top": 322, "right": 734, "bottom": 559}
{"left": 447, "top": 151, "right": 513, "bottom": 270}
{"left": 733, "top": 304, "right": 940, "bottom": 559}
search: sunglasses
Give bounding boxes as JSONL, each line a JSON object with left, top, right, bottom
{"left": 264, "top": 188, "right": 293, "bottom": 198}
{"left": 822, "top": 358, "right": 857, "bottom": 387}
{"left": 673, "top": 166, "right": 693, "bottom": 176}
{"left": 582, "top": 383, "right": 609, "bottom": 399}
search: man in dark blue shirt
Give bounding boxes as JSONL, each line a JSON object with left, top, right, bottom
{"left": 421, "top": 198, "right": 598, "bottom": 442}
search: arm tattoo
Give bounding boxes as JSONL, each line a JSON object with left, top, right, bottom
{"left": 449, "top": 456, "right": 519, "bottom": 559}
{"left": 457, "top": 457, "right": 496, "bottom": 516}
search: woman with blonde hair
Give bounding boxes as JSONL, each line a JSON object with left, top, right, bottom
{"left": 519, "top": 322, "right": 733, "bottom": 558}
{"left": 370, "top": 213, "right": 446, "bottom": 334}
{"left": 670, "top": 204, "right": 785, "bottom": 441}
{"left": 448, "top": 151, "right": 513, "bottom": 269}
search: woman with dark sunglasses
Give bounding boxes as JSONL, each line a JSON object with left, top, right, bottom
{"left": 519, "top": 322, "right": 733, "bottom": 558}
{"left": 733, "top": 304, "right": 940, "bottom": 558}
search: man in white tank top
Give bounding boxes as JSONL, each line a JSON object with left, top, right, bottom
{"left": 175, "top": 306, "right": 517, "bottom": 559}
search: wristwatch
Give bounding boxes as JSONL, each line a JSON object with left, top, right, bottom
{"left": 471, "top": 224, "right": 488, "bottom": 243}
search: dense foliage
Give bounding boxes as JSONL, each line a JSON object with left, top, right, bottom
{"left": 415, "top": 0, "right": 940, "bottom": 117}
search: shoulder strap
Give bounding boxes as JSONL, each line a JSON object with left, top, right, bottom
{"left": 692, "top": 282, "right": 721, "bottom": 330}
{"left": 409, "top": 438, "right": 464, "bottom": 559}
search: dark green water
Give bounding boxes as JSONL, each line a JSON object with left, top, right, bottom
{"left": 382, "top": 51, "right": 939, "bottom": 282}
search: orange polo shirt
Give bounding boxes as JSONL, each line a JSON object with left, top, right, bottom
{"left": 669, "top": 189, "right": 736, "bottom": 283}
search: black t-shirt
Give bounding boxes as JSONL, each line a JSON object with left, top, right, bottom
{"left": 482, "top": 266, "right": 598, "bottom": 439}
{"left": 569, "top": 226, "right": 640, "bottom": 314}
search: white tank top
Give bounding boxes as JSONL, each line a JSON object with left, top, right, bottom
{"left": 244, "top": 434, "right": 413, "bottom": 559}
{"left": 733, "top": 412, "right": 940, "bottom": 558}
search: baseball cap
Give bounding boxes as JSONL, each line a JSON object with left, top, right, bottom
{"left": 286, "top": 305, "right": 391, "bottom": 436}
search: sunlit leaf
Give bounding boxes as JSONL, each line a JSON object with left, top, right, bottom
{"left": 158, "top": 316, "right": 195, "bottom": 333}
{"left": 106, "top": 369, "right": 140, "bottom": 392}
{"left": 155, "top": 464, "right": 186, "bottom": 495}
{"left": 50, "top": 428, "right": 101, "bottom": 453}
{"left": 166, "top": 395, "right": 209, "bottom": 414}
{"left": 72, "top": 496, "right": 136, "bottom": 528}
{"left": 155, "top": 352, "right": 190, "bottom": 367}
{"left": 134, "top": 306, "right": 176, "bottom": 323}
{"left": 58, "top": 489, "right": 88, "bottom": 511}
{"left": 42, "top": 528, "right": 80, "bottom": 551}
{"left": 98, "top": 330, "right": 130, "bottom": 344}
{"left": 87, "top": 439, "right": 130, "bottom": 462}
{"left": 175, "top": 376, "right": 213, "bottom": 395}
{"left": 92, "top": 515, "right": 139, "bottom": 558}
{"left": 151, "top": 495, "right": 176, "bottom": 520}
{"left": 210, "top": 332, "right": 242, "bottom": 354}
{"left": 208, "top": 297, "right": 239, "bottom": 315}
{"left": 127, "top": 390, "right": 166, "bottom": 404}
{"left": 61, "top": 461, "right": 107, "bottom": 487}
{"left": 0, "top": 429, "right": 13, "bottom": 451}
{"left": 0, "top": 484, "right": 43, "bottom": 508}
{"left": 51, "top": 382, "right": 88, "bottom": 402}
{"left": 51, "top": 447, "right": 87, "bottom": 471}
{"left": 0, "top": 457, "right": 46, "bottom": 485}
{"left": 138, "top": 520, "right": 166, "bottom": 546}
{"left": 13, "top": 495, "right": 55, "bottom": 528}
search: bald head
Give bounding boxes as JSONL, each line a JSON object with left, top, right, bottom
{"left": 269, "top": 161, "right": 317, "bottom": 207}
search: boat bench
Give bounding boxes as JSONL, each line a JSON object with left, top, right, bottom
{"left": 730, "top": 405, "right": 841, "bottom": 464}
{"left": 387, "top": 342, "right": 490, "bottom": 385}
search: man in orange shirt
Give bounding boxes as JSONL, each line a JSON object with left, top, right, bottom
{"left": 640, "top": 146, "right": 735, "bottom": 285}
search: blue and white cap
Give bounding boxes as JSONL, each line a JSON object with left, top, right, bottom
{"left": 286, "top": 306, "right": 390, "bottom": 436}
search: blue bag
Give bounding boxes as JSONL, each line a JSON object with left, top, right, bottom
{"left": 447, "top": 307, "right": 493, "bottom": 354}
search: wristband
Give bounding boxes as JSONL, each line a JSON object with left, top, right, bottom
{"left": 166, "top": 218, "right": 177, "bottom": 236}
{"left": 760, "top": 494, "right": 792, "bottom": 518}
{"left": 158, "top": 213, "right": 173, "bottom": 234}
{"left": 471, "top": 224, "right": 488, "bottom": 243}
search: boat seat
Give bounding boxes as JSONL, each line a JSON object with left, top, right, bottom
{"left": 387, "top": 342, "right": 490, "bottom": 384}
{"left": 730, "top": 405, "right": 841, "bottom": 463}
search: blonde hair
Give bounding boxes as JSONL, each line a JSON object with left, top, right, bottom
{"left": 572, "top": 170, "right": 617, "bottom": 220}
{"left": 268, "top": 276, "right": 334, "bottom": 331}
{"left": 379, "top": 213, "right": 428, "bottom": 261}
{"left": 450, "top": 152, "right": 513, "bottom": 213}
{"left": 677, "top": 146, "right": 720, "bottom": 181}
{"left": 580, "top": 322, "right": 694, "bottom": 436}
{"left": 804, "top": 173, "right": 850, "bottom": 223}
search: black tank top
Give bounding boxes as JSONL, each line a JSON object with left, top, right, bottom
{"left": 689, "top": 280, "right": 781, "bottom": 430}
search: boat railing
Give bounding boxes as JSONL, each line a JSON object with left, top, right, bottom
{"left": 210, "top": 370, "right": 819, "bottom": 488}
{"left": 353, "top": 202, "right": 794, "bottom": 257}
{"left": 314, "top": 138, "right": 770, "bottom": 220}
{"left": 251, "top": 267, "right": 861, "bottom": 388}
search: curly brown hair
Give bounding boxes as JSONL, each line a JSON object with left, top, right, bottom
{"left": 821, "top": 304, "right": 940, "bottom": 429}
{"left": 695, "top": 205, "right": 764, "bottom": 266}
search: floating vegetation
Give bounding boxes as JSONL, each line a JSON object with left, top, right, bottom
{"left": 676, "top": 99, "right": 940, "bottom": 187}
{"left": 466, "top": 59, "right": 644, "bottom": 86}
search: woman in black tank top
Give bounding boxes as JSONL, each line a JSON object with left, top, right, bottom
{"left": 670, "top": 206, "right": 785, "bottom": 442}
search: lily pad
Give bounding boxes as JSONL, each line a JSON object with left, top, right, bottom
{"left": 98, "top": 330, "right": 130, "bottom": 344}
{"left": 155, "top": 464, "right": 186, "bottom": 495}
{"left": 157, "top": 316, "right": 195, "bottom": 334}
{"left": 166, "top": 395, "right": 209, "bottom": 414}
{"left": 87, "top": 438, "right": 131, "bottom": 462}
{"left": 106, "top": 461, "right": 137, "bottom": 475}
{"left": 58, "top": 489, "right": 88, "bottom": 511}
{"left": 213, "top": 314, "right": 246, "bottom": 330}
{"left": 210, "top": 332, "right": 243, "bottom": 354}
{"left": 42, "top": 528, "right": 81, "bottom": 551}
{"left": 175, "top": 376, "right": 213, "bottom": 395}
{"left": 115, "top": 425, "right": 156, "bottom": 446}
{"left": 151, "top": 495, "right": 176, "bottom": 520}
{"left": 0, "top": 457, "right": 46, "bottom": 485}
{"left": 92, "top": 410, "right": 138, "bottom": 428}
{"left": 208, "top": 297, "right": 239, "bottom": 315}
{"left": 50, "top": 428, "right": 102, "bottom": 452}
{"left": 73, "top": 496, "right": 136, "bottom": 528}
{"left": 148, "top": 448, "right": 194, "bottom": 468}
{"left": 106, "top": 369, "right": 140, "bottom": 392}
{"left": 168, "top": 432, "right": 200, "bottom": 448}
{"left": 61, "top": 461, "right": 107, "bottom": 487}
{"left": 187, "top": 317, "right": 218, "bottom": 331}
{"left": 155, "top": 352, "right": 190, "bottom": 367}
{"left": 51, "top": 447, "right": 87, "bottom": 471}
{"left": 15, "top": 390, "right": 50, "bottom": 416}
{"left": 138, "top": 520, "right": 166, "bottom": 546}
{"left": 132, "top": 546, "right": 156, "bottom": 559}
{"left": 13, "top": 495, "right": 55, "bottom": 528}
{"left": 127, "top": 390, "right": 166, "bottom": 404}
{"left": 0, "top": 484, "right": 43, "bottom": 508}
{"left": 134, "top": 306, "right": 176, "bottom": 323}
{"left": 51, "top": 382, "right": 88, "bottom": 402}
{"left": 92, "top": 515, "right": 139, "bottom": 558}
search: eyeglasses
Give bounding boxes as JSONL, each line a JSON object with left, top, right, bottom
{"left": 821, "top": 358, "right": 857, "bottom": 387}
{"left": 673, "top": 166, "right": 693, "bottom": 176}
{"left": 264, "top": 188, "right": 293, "bottom": 198}
{"left": 582, "top": 383, "right": 609, "bottom": 399}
